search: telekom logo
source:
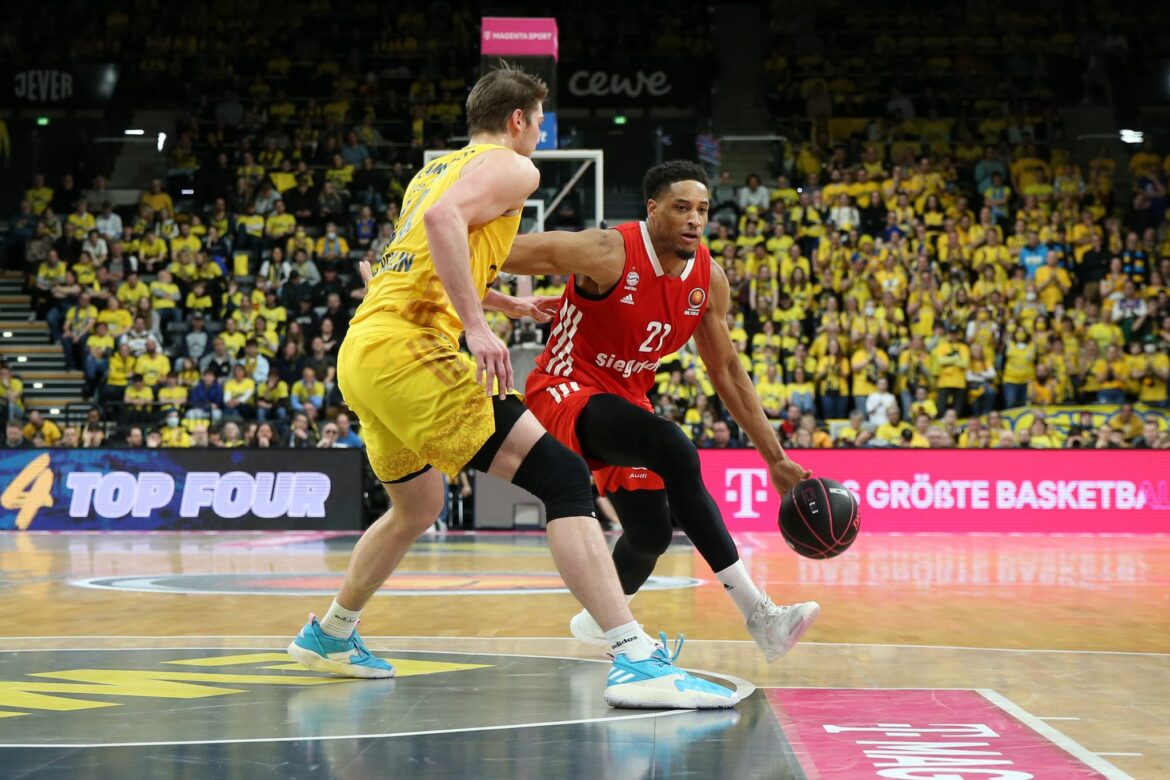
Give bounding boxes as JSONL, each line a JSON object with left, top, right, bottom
{"left": 725, "top": 468, "right": 769, "bottom": 518}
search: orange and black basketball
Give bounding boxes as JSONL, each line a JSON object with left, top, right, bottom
{"left": 778, "top": 477, "right": 860, "bottom": 559}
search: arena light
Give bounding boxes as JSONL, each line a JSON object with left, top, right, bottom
{"left": 124, "top": 129, "right": 145, "bottom": 136}
{"left": 157, "top": 131, "right": 167, "bottom": 152}
{"left": 1120, "top": 129, "right": 1144, "bottom": 144}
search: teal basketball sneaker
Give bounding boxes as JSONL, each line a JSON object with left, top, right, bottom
{"left": 604, "top": 632, "right": 740, "bottom": 709}
{"left": 287, "top": 614, "right": 395, "bottom": 678}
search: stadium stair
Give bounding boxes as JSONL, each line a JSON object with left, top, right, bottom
{"left": 0, "top": 273, "right": 88, "bottom": 424}
{"left": 110, "top": 110, "right": 186, "bottom": 188}
{"left": 710, "top": 3, "right": 773, "bottom": 178}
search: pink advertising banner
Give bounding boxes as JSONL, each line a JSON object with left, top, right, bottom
{"left": 769, "top": 688, "right": 1109, "bottom": 779}
{"left": 699, "top": 449, "right": 1170, "bottom": 534}
{"left": 481, "top": 18, "right": 558, "bottom": 60}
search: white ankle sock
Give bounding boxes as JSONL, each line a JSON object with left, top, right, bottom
{"left": 605, "top": 620, "right": 656, "bottom": 661}
{"left": 715, "top": 560, "right": 765, "bottom": 620}
{"left": 320, "top": 599, "right": 361, "bottom": 640}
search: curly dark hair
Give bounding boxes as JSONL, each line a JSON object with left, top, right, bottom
{"left": 642, "top": 160, "right": 709, "bottom": 202}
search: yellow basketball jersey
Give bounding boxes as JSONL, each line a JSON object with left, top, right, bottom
{"left": 353, "top": 144, "right": 522, "bottom": 346}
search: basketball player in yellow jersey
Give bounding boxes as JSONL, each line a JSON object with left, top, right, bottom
{"left": 288, "top": 65, "right": 738, "bottom": 710}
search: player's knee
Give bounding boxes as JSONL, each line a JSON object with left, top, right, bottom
{"left": 382, "top": 484, "right": 445, "bottom": 534}
{"left": 626, "top": 521, "right": 673, "bottom": 557}
{"left": 642, "top": 416, "right": 701, "bottom": 476}
{"left": 511, "top": 434, "right": 596, "bottom": 522}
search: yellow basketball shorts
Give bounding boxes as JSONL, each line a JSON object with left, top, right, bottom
{"left": 337, "top": 323, "right": 495, "bottom": 482}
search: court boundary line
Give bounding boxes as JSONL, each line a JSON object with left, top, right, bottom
{"left": 0, "top": 645, "right": 756, "bottom": 700}
{"left": 1, "top": 636, "right": 1168, "bottom": 657}
{"left": 0, "top": 645, "right": 754, "bottom": 749}
{"left": 0, "top": 709, "right": 692, "bottom": 749}
{"left": 67, "top": 574, "right": 704, "bottom": 598}
{"left": 978, "top": 688, "right": 1134, "bottom": 780}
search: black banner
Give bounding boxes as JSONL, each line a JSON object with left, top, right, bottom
{"left": 0, "top": 447, "right": 364, "bottom": 531}
{"left": 2, "top": 64, "right": 119, "bottom": 107}
{"left": 561, "top": 61, "right": 694, "bottom": 108}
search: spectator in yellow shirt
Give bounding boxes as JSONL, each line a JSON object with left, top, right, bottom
{"left": 138, "top": 229, "right": 169, "bottom": 274}
{"left": 160, "top": 411, "right": 191, "bottom": 447}
{"left": 140, "top": 179, "right": 174, "bottom": 217}
{"left": 192, "top": 252, "right": 224, "bottom": 282}
{"left": 1093, "top": 344, "right": 1128, "bottom": 404}
{"left": 134, "top": 338, "right": 170, "bottom": 387}
{"left": 931, "top": 324, "right": 971, "bottom": 417}
{"left": 264, "top": 199, "right": 297, "bottom": 250}
{"left": 156, "top": 372, "right": 188, "bottom": 414}
{"left": 123, "top": 374, "right": 155, "bottom": 424}
{"left": 1001, "top": 328, "right": 1037, "bottom": 409}
{"left": 1027, "top": 363, "right": 1059, "bottom": 406}
{"left": 850, "top": 333, "right": 890, "bottom": 411}
{"left": 150, "top": 269, "right": 183, "bottom": 330}
{"left": 116, "top": 272, "right": 152, "bottom": 309}
{"left": 97, "top": 296, "right": 133, "bottom": 339}
{"left": 256, "top": 372, "right": 290, "bottom": 423}
{"left": 875, "top": 405, "right": 913, "bottom": 446}
{"left": 755, "top": 364, "right": 785, "bottom": 419}
{"left": 222, "top": 364, "right": 257, "bottom": 419}
{"left": 26, "top": 174, "right": 53, "bottom": 215}
{"left": 1034, "top": 253, "right": 1072, "bottom": 312}
{"left": 0, "top": 363, "right": 24, "bottom": 422}
{"left": 1131, "top": 336, "right": 1170, "bottom": 405}
{"left": 23, "top": 410, "right": 61, "bottom": 446}
{"left": 170, "top": 221, "right": 201, "bottom": 259}
{"left": 220, "top": 318, "right": 248, "bottom": 357}
{"left": 66, "top": 200, "right": 96, "bottom": 246}
{"left": 315, "top": 223, "right": 350, "bottom": 262}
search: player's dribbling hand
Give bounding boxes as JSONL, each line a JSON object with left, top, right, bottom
{"left": 769, "top": 457, "right": 812, "bottom": 498}
{"left": 503, "top": 295, "right": 560, "bottom": 323}
{"left": 466, "top": 324, "right": 513, "bottom": 399}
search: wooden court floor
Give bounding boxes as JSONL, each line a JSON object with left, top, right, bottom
{"left": 0, "top": 530, "right": 1167, "bottom": 779}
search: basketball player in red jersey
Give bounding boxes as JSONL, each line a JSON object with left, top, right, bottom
{"left": 504, "top": 161, "right": 820, "bottom": 661}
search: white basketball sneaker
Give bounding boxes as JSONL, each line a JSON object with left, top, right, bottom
{"left": 568, "top": 608, "right": 610, "bottom": 648}
{"left": 746, "top": 597, "right": 821, "bottom": 662}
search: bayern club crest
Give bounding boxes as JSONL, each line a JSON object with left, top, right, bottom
{"left": 625, "top": 270, "right": 640, "bottom": 289}
{"left": 688, "top": 287, "right": 706, "bottom": 309}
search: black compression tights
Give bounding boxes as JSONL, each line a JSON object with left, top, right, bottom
{"left": 576, "top": 394, "right": 739, "bottom": 594}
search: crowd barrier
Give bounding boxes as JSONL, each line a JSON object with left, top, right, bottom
{"left": 702, "top": 449, "right": 1170, "bottom": 534}
{"left": 0, "top": 449, "right": 364, "bottom": 531}
{"left": 4, "top": 447, "right": 1166, "bottom": 534}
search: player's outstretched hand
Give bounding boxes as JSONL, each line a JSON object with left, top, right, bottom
{"left": 503, "top": 295, "right": 560, "bottom": 323}
{"left": 358, "top": 259, "right": 373, "bottom": 287}
{"left": 769, "top": 457, "right": 812, "bottom": 499}
{"left": 466, "top": 324, "right": 513, "bottom": 399}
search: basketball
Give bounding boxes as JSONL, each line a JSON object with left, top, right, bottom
{"left": 778, "top": 478, "right": 860, "bottom": 559}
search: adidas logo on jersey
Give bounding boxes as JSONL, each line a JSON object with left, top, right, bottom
{"left": 620, "top": 294, "right": 635, "bottom": 305}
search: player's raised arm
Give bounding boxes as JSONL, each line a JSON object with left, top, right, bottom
{"left": 693, "top": 262, "right": 810, "bottom": 496}
{"left": 425, "top": 151, "right": 539, "bottom": 397}
{"left": 502, "top": 228, "right": 625, "bottom": 291}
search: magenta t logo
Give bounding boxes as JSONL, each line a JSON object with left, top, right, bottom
{"left": 725, "top": 468, "right": 768, "bottom": 519}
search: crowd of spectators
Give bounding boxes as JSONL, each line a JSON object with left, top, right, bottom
{"left": 3, "top": 0, "right": 1170, "bottom": 454}
{"left": 651, "top": 134, "right": 1170, "bottom": 451}
{"left": 7, "top": 129, "right": 1170, "bottom": 452}
{"left": 6, "top": 158, "right": 379, "bottom": 451}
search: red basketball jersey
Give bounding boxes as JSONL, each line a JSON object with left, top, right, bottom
{"left": 533, "top": 221, "right": 712, "bottom": 402}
